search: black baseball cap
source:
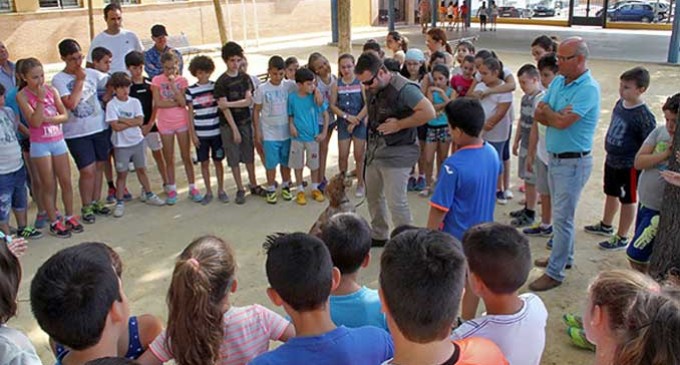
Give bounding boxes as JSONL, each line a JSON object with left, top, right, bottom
{"left": 151, "top": 24, "right": 168, "bottom": 37}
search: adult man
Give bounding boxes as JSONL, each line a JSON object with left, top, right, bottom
{"left": 87, "top": 3, "right": 143, "bottom": 73}
{"left": 419, "top": 0, "right": 431, "bottom": 33}
{"left": 144, "top": 24, "right": 184, "bottom": 79}
{"left": 355, "top": 51, "right": 436, "bottom": 246}
{"left": 530, "top": 37, "right": 600, "bottom": 291}
{"left": 0, "top": 41, "right": 15, "bottom": 91}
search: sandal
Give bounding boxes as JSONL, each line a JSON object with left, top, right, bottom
{"left": 567, "top": 327, "right": 596, "bottom": 351}
{"left": 249, "top": 185, "right": 267, "bottom": 197}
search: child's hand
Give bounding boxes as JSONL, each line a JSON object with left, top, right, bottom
{"left": 526, "top": 154, "right": 535, "bottom": 173}
{"left": 232, "top": 129, "right": 242, "bottom": 144}
{"left": 347, "top": 115, "right": 359, "bottom": 125}
{"left": 37, "top": 85, "right": 46, "bottom": 100}
{"left": 290, "top": 124, "right": 299, "bottom": 138}
{"left": 661, "top": 170, "right": 680, "bottom": 187}
{"left": 141, "top": 124, "right": 151, "bottom": 136}
{"left": 512, "top": 140, "right": 519, "bottom": 156}
{"left": 218, "top": 98, "right": 229, "bottom": 110}
{"left": 316, "top": 131, "right": 327, "bottom": 142}
{"left": 75, "top": 67, "right": 87, "bottom": 81}
{"left": 192, "top": 134, "right": 200, "bottom": 148}
{"left": 8, "top": 237, "right": 27, "bottom": 258}
{"left": 483, "top": 121, "right": 494, "bottom": 131}
{"left": 348, "top": 123, "right": 356, "bottom": 133}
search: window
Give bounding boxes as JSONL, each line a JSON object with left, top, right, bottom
{"left": 104, "top": 0, "right": 139, "bottom": 4}
{"left": 0, "top": 0, "right": 14, "bottom": 12}
{"left": 39, "top": 0, "right": 79, "bottom": 9}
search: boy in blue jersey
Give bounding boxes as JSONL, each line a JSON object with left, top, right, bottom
{"left": 251, "top": 232, "right": 393, "bottom": 365}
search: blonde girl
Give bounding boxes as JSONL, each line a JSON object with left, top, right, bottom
{"left": 307, "top": 52, "right": 336, "bottom": 191}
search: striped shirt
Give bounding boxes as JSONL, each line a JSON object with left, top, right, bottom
{"left": 149, "top": 304, "right": 290, "bottom": 365}
{"left": 186, "top": 81, "right": 221, "bottom": 138}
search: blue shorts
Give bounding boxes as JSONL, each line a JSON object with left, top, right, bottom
{"left": 487, "top": 140, "right": 507, "bottom": 173}
{"left": 0, "top": 166, "right": 28, "bottom": 223}
{"left": 626, "top": 205, "right": 660, "bottom": 264}
{"left": 337, "top": 118, "right": 367, "bottom": 141}
{"left": 30, "top": 139, "right": 68, "bottom": 158}
{"left": 196, "top": 135, "right": 225, "bottom": 162}
{"left": 263, "top": 140, "right": 291, "bottom": 170}
{"left": 66, "top": 129, "right": 112, "bottom": 170}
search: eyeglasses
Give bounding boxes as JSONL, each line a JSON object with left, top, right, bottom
{"left": 362, "top": 72, "right": 378, "bottom": 86}
{"left": 557, "top": 54, "right": 578, "bottom": 62}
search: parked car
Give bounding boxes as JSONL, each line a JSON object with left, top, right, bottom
{"left": 597, "top": 2, "right": 656, "bottom": 22}
{"left": 532, "top": 4, "right": 556, "bottom": 16}
{"left": 498, "top": 6, "right": 533, "bottom": 17}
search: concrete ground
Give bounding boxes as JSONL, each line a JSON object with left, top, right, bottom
{"left": 8, "top": 24, "right": 680, "bottom": 365}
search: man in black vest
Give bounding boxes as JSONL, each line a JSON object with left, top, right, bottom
{"left": 355, "top": 52, "right": 436, "bottom": 246}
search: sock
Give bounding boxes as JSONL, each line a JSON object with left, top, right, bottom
{"left": 282, "top": 181, "right": 290, "bottom": 188}
{"left": 107, "top": 181, "right": 115, "bottom": 189}
{"left": 117, "top": 199, "right": 124, "bottom": 205}
{"left": 601, "top": 221, "right": 612, "bottom": 229}
{"left": 418, "top": 174, "right": 425, "bottom": 179}
{"left": 540, "top": 223, "right": 551, "bottom": 229}
{"left": 170, "top": 184, "right": 177, "bottom": 191}
{"left": 51, "top": 220, "right": 60, "bottom": 226}
{"left": 312, "top": 183, "right": 319, "bottom": 190}
{"left": 189, "top": 183, "right": 196, "bottom": 190}
{"left": 297, "top": 185, "right": 304, "bottom": 192}
{"left": 65, "top": 215, "right": 72, "bottom": 221}
{"left": 267, "top": 185, "right": 276, "bottom": 192}
{"left": 526, "top": 209, "right": 535, "bottom": 219}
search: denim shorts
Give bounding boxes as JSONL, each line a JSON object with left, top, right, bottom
{"left": 0, "top": 166, "right": 28, "bottom": 223}
{"left": 263, "top": 140, "right": 291, "bottom": 170}
{"left": 487, "top": 140, "right": 507, "bottom": 173}
{"left": 337, "top": 119, "right": 367, "bottom": 141}
{"left": 30, "top": 139, "right": 68, "bottom": 158}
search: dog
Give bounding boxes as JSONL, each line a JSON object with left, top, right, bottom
{"left": 309, "top": 173, "right": 356, "bottom": 237}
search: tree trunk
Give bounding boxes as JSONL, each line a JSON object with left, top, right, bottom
{"left": 338, "top": 0, "right": 351, "bottom": 55}
{"left": 649, "top": 112, "right": 680, "bottom": 280}
{"left": 87, "top": 0, "right": 95, "bottom": 41}
{"left": 213, "top": 0, "right": 229, "bottom": 45}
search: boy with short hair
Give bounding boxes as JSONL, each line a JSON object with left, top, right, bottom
{"left": 509, "top": 64, "right": 544, "bottom": 228}
{"left": 215, "top": 41, "right": 263, "bottom": 205}
{"left": 125, "top": 51, "right": 169, "bottom": 196}
{"left": 523, "top": 54, "right": 557, "bottom": 243}
{"left": 288, "top": 68, "right": 329, "bottom": 206}
{"left": 252, "top": 232, "right": 393, "bottom": 365}
{"left": 584, "top": 66, "right": 656, "bottom": 250}
{"left": 379, "top": 228, "right": 508, "bottom": 365}
{"left": 320, "top": 212, "right": 387, "bottom": 330}
{"left": 453, "top": 222, "right": 548, "bottom": 365}
{"left": 253, "top": 55, "right": 295, "bottom": 204}
{"left": 105, "top": 72, "right": 165, "bottom": 217}
{"left": 30, "top": 242, "right": 131, "bottom": 365}
{"left": 186, "top": 55, "right": 229, "bottom": 205}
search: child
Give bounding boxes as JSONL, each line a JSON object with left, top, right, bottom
{"left": 523, "top": 53, "right": 557, "bottom": 241}
{"left": 530, "top": 35, "right": 558, "bottom": 63}
{"left": 31, "top": 242, "right": 132, "bottom": 364}
{"left": 399, "top": 49, "right": 426, "bottom": 84}
{"left": 451, "top": 55, "right": 475, "bottom": 97}
{"left": 446, "top": 1, "right": 455, "bottom": 30}
{"left": 626, "top": 93, "right": 679, "bottom": 273}
{"left": 186, "top": 55, "right": 229, "bottom": 205}
{"left": 479, "top": 2, "right": 488, "bottom": 31}
{"left": 379, "top": 228, "right": 508, "bottom": 365}
{"left": 475, "top": 57, "right": 512, "bottom": 204}
{"left": 16, "top": 57, "right": 80, "bottom": 239}
{"left": 152, "top": 51, "right": 202, "bottom": 205}
{"left": 385, "top": 31, "right": 408, "bottom": 66}
{"left": 125, "top": 51, "right": 169, "bottom": 197}
{"left": 585, "top": 67, "right": 656, "bottom": 250}
{"left": 320, "top": 212, "right": 387, "bottom": 330}
{"left": 452, "top": 40, "right": 475, "bottom": 76}
{"left": 250, "top": 232, "right": 393, "bottom": 364}
{"left": 509, "top": 64, "right": 544, "bottom": 227}
{"left": 0, "top": 241, "right": 41, "bottom": 365}
{"left": 399, "top": 49, "right": 428, "bottom": 192}
{"left": 253, "top": 55, "right": 295, "bottom": 204}
{"left": 421, "top": 64, "right": 454, "bottom": 197}
{"left": 0, "top": 84, "right": 41, "bottom": 240}
{"left": 284, "top": 56, "right": 299, "bottom": 81}
{"left": 489, "top": 1, "right": 499, "bottom": 31}
{"left": 53, "top": 39, "right": 112, "bottom": 225}
{"left": 215, "top": 41, "right": 262, "bottom": 205}
{"left": 288, "top": 68, "right": 328, "bottom": 205}
{"left": 52, "top": 244, "right": 164, "bottom": 362}
{"left": 106, "top": 72, "right": 166, "bottom": 217}
{"left": 330, "top": 54, "right": 367, "bottom": 198}
{"left": 137, "top": 235, "right": 294, "bottom": 365}
{"left": 307, "top": 52, "right": 336, "bottom": 192}
{"left": 453, "top": 223, "right": 548, "bottom": 365}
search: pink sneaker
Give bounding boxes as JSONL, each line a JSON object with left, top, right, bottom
{"left": 189, "top": 188, "right": 203, "bottom": 203}
{"left": 166, "top": 190, "right": 178, "bottom": 205}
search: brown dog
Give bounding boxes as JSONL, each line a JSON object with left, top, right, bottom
{"left": 309, "top": 173, "right": 356, "bottom": 237}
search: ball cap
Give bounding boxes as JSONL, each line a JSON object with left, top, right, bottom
{"left": 151, "top": 24, "right": 168, "bottom": 37}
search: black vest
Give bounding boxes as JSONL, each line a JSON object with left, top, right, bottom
{"left": 367, "top": 74, "right": 418, "bottom": 146}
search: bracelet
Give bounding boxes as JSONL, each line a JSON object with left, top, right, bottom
{"left": 342, "top": 113, "right": 348, "bottom": 120}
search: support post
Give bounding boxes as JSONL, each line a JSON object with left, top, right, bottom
{"left": 431, "top": 0, "right": 438, "bottom": 28}
{"left": 669, "top": 0, "right": 680, "bottom": 63}
{"left": 332, "top": 0, "right": 339, "bottom": 44}
{"left": 338, "top": 0, "right": 352, "bottom": 54}
{"left": 212, "top": 0, "right": 228, "bottom": 44}
{"left": 87, "top": 0, "right": 95, "bottom": 41}
{"left": 388, "top": 0, "right": 395, "bottom": 31}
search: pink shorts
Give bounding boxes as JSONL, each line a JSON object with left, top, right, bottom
{"left": 156, "top": 120, "right": 189, "bottom": 136}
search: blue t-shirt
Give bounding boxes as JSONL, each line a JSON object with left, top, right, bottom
{"left": 5, "top": 87, "right": 27, "bottom": 140}
{"left": 248, "top": 326, "right": 393, "bottom": 365}
{"left": 430, "top": 143, "right": 501, "bottom": 240}
{"left": 288, "top": 92, "right": 328, "bottom": 142}
{"left": 428, "top": 87, "right": 454, "bottom": 127}
{"left": 543, "top": 71, "right": 600, "bottom": 154}
{"left": 330, "top": 286, "right": 388, "bottom": 331}
{"left": 604, "top": 99, "right": 656, "bottom": 169}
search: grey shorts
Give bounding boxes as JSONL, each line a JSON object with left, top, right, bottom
{"left": 535, "top": 158, "right": 550, "bottom": 195}
{"left": 518, "top": 147, "right": 536, "bottom": 185}
{"left": 289, "top": 140, "right": 319, "bottom": 170}
{"left": 114, "top": 141, "right": 146, "bottom": 172}
{"left": 220, "top": 123, "right": 255, "bottom": 168}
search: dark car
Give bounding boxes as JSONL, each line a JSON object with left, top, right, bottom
{"left": 532, "top": 5, "right": 556, "bottom": 16}
{"left": 498, "top": 6, "right": 533, "bottom": 17}
{"left": 597, "top": 2, "right": 656, "bottom": 22}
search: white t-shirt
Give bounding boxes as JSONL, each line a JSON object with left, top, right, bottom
{"left": 52, "top": 69, "right": 108, "bottom": 139}
{"left": 476, "top": 82, "right": 513, "bottom": 143}
{"left": 0, "top": 107, "right": 23, "bottom": 175}
{"left": 253, "top": 79, "right": 296, "bottom": 141}
{"left": 451, "top": 293, "right": 548, "bottom": 365}
{"left": 88, "top": 29, "right": 144, "bottom": 73}
{"left": 105, "top": 96, "right": 144, "bottom": 148}
{"left": 0, "top": 325, "right": 42, "bottom": 365}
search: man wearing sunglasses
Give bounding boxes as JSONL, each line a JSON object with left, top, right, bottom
{"left": 530, "top": 37, "right": 601, "bottom": 291}
{"left": 355, "top": 51, "right": 436, "bottom": 247}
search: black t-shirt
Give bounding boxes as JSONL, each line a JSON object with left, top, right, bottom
{"left": 129, "top": 78, "right": 156, "bottom": 131}
{"left": 214, "top": 71, "right": 253, "bottom": 126}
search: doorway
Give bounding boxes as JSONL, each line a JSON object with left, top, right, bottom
{"left": 569, "top": 0, "right": 609, "bottom": 25}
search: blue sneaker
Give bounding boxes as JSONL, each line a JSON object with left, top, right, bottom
{"left": 414, "top": 177, "right": 426, "bottom": 192}
{"left": 523, "top": 223, "right": 553, "bottom": 237}
{"left": 34, "top": 211, "right": 48, "bottom": 229}
{"left": 318, "top": 177, "right": 328, "bottom": 193}
{"left": 598, "top": 235, "right": 629, "bottom": 251}
{"left": 407, "top": 176, "right": 417, "bottom": 191}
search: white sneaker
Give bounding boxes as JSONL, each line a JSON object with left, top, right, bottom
{"left": 355, "top": 185, "right": 365, "bottom": 198}
{"left": 113, "top": 203, "right": 125, "bottom": 218}
{"left": 145, "top": 193, "right": 166, "bottom": 206}
{"left": 140, "top": 188, "right": 147, "bottom": 202}
{"left": 504, "top": 190, "right": 514, "bottom": 200}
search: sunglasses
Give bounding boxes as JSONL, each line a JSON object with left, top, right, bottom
{"left": 362, "top": 73, "right": 378, "bottom": 86}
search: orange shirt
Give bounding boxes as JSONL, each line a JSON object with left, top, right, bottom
{"left": 454, "top": 337, "right": 509, "bottom": 365}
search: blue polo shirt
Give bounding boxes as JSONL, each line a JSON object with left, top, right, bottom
{"left": 542, "top": 70, "right": 600, "bottom": 154}
{"left": 0, "top": 61, "right": 16, "bottom": 92}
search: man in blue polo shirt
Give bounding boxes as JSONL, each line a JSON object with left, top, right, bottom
{"left": 529, "top": 37, "right": 600, "bottom": 291}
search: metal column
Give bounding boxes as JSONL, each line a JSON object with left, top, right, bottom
{"left": 388, "top": 0, "right": 396, "bottom": 31}
{"left": 668, "top": 0, "right": 680, "bottom": 63}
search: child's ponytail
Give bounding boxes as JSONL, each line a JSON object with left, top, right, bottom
{"left": 166, "top": 236, "right": 236, "bottom": 365}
